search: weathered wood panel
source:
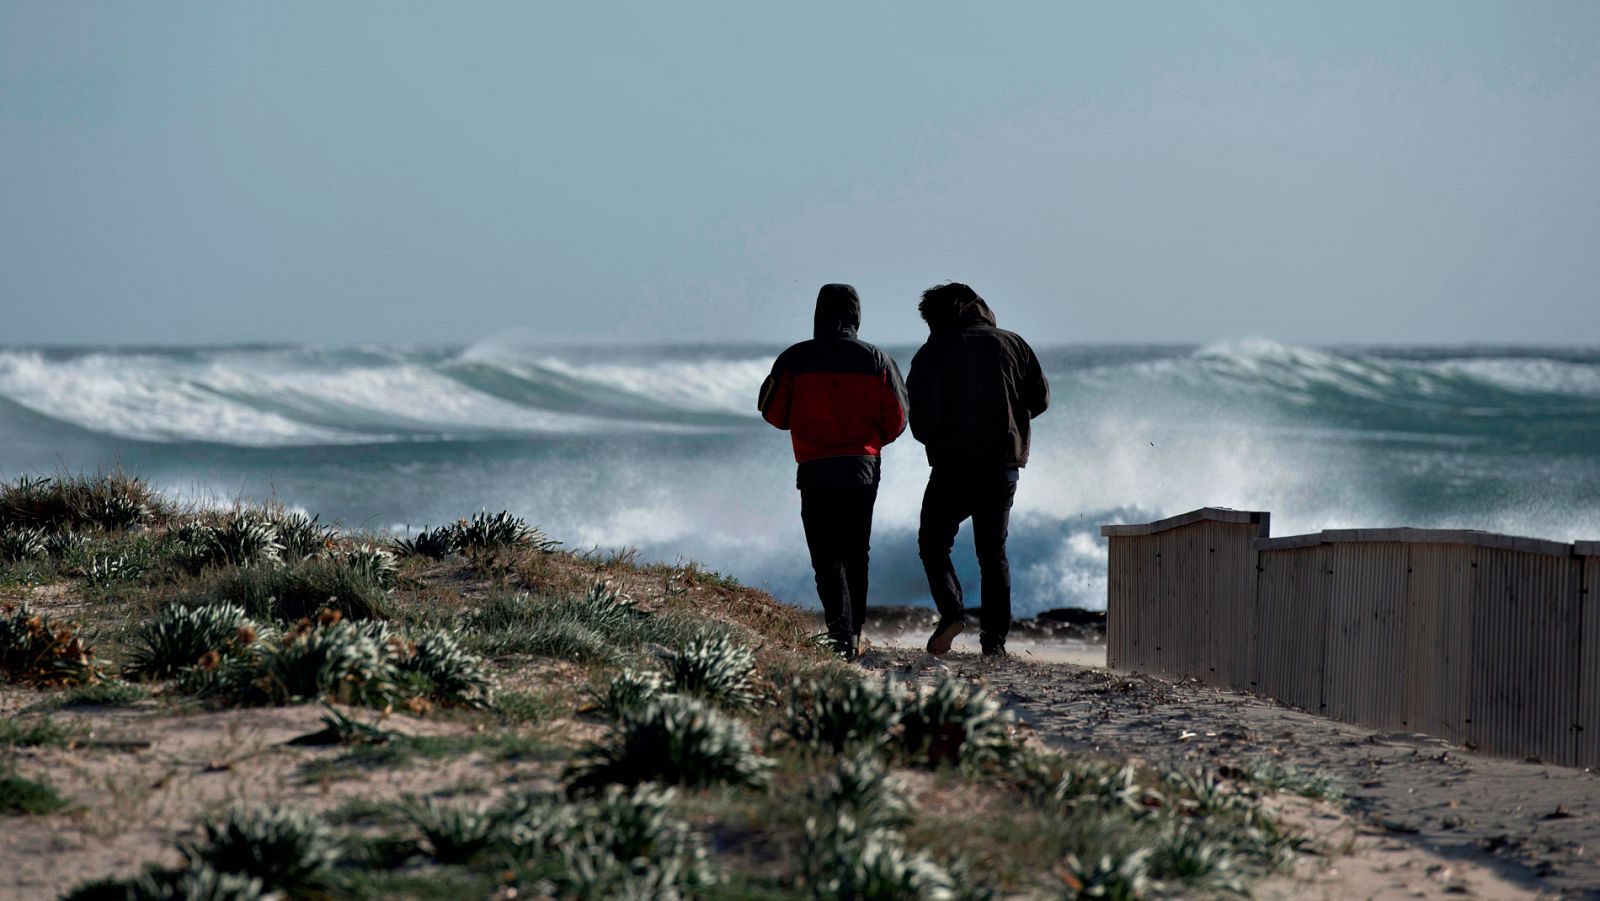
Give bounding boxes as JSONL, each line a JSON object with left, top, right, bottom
{"left": 1208, "top": 520, "right": 1261, "bottom": 689}
{"left": 1403, "top": 544, "right": 1473, "bottom": 743}
{"left": 1322, "top": 542, "right": 1409, "bottom": 730}
{"left": 1255, "top": 546, "right": 1329, "bottom": 714}
{"left": 1104, "top": 509, "right": 1594, "bottom": 769}
{"left": 1580, "top": 548, "right": 1599, "bottom": 769}
{"left": 1467, "top": 549, "right": 1582, "bottom": 765}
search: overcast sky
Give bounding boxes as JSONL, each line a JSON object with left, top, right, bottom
{"left": 3, "top": 2, "right": 1598, "bottom": 347}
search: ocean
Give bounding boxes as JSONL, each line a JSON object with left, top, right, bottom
{"left": 3, "top": 340, "right": 1598, "bottom": 616}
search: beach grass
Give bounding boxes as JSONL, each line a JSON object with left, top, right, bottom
{"left": 0, "top": 470, "right": 1315, "bottom": 899}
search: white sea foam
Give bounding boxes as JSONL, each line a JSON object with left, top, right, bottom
{"left": 534, "top": 356, "right": 773, "bottom": 416}
{"left": 4, "top": 341, "right": 1597, "bottom": 613}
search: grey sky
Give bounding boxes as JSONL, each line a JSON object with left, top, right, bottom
{"left": 3, "top": 2, "right": 1598, "bottom": 347}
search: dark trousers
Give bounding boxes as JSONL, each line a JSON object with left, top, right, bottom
{"left": 918, "top": 474, "right": 1018, "bottom": 648}
{"left": 799, "top": 485, "right": 878, "bottom": 653}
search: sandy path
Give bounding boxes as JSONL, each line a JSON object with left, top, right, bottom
{"left": 864, "top": 646, "right": 1600, "bottom": 899}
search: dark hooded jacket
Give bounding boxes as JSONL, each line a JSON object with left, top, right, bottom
{"left": 908, "top": 290, "right": 1049, "bottom": 471}
{"left": 758, "top": 284, "right": 909, "bottom": 488}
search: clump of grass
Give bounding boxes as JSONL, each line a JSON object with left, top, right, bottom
{"left": 782, "top": 673, "right": 905, "bottom": 755}
{"left": 85, "top": 552, "right": 149, "bottom": 588}
{"left": 661, "top": 632, "right": 757, "bottom": 711}
{"left": 47, "top": 680, "right": 149, "bottom": 709}
{"left": 0, "top": 766, "right": 70, "bottom": 816}
{"left": 0, "top": 603, "right": 100, "bottom": 686}
{"left": 124, "top": 602, "right": 259, "bottom": 680}
{"left": 499, "top": 785, "right": 719, "bottom": 897}
{"left": 95, "top": 864, "right": 266, "bottom": 901}
{"left": 0, "top": 526, "right": 48, "bottom": 562}
{"left": 190, "top": 556, "right": 388, "bottom": 621}
{"left": 189, "top": 615, "right": 494, "bottom": 710}
{"left": 798, "top": 750, "right": 968, "bottom": 900}
{"left": 339, "top": 543, "right": 399, "bottom": 590}
{"left": 1061, "top": 848, "right": 1154, "bottom": 900}
{"left": 590, "top": 668, "right": 664, "bottom": 719}
{"left": 898, "top": 676, "right": 1015, "bottom": 769}
{"left": 45, "top": 529, "right": 89, "bottom": 559}
{"left": 179, "top": 805, "right": 341, "bottom": 894}
{"left": 405, "top": 797, "right": 501, "bottom": 864}
{"left": 802, "top": 810, "right": 955, "bottom": 901}
{"left": 391, "top": 524, "right": 457, "bottom": 560}
{"left": 1164, "top": 766, "right": 1249, "bottom": 816}
{"left": 1149, "top": 822, "right": 1245, "bottom": 895}
{"left": 464, "top": 588, "right": 631, "bottom": 664}
{"left": 0, "top": 716, "right": 80, "bottom": 748}
{"left": 813, "top": 750, "right": 912, "bottom": 832}
{"left": 195, "top": 615, "right": 401, "bottom": 707}
{"left": 1227, "top": 759, "right": 1345, "bottom": 802}
{"left": 1022, "top": 754, "right": 1145, "bottom": 816}
{"left": 402, "top": 628, "right": 496, "bottom": 708}
{"left": 568, "top": 694, "right": 771, "bottom": 792}
{"left": 454, "top": 510, "right": 559, "bottom": 555}
{"left": 0, "top": 472, "right": 166, "bottom": 533}
{"left": 269, "top": 511, "right": 333, "bottom": 560}
{"left": 63, "top": 863, "right": 266, "bottom": 901}
{"left": 172, "top": 513, "right": 283, "bottom": 573}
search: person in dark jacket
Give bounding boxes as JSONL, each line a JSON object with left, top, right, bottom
{"left": 759, "top": 284, "right": 909, "bottom": 658}
{"left": 908, "top": 282, "right": 1050, "bottom": 656}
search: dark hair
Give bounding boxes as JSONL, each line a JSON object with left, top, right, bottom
{"left": 918, "top": 282, "right": 982, "bottom": 325}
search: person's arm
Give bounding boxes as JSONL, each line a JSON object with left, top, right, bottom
{"left": 757, "top": 354, "right": 794, "bottom": 429}
{"left": 907, "top": 345, "right": 939, "bottom": 445}
{"left": 1022, "top": 340, "right": 1050, "bottom": 419}
{"left": 877, "top": 355, "right": 909, "bottom": 445}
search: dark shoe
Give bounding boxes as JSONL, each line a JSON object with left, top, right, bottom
{"left": 981, "top": 644, "right": 1008, "bottom": 658}
{"left": 926, "top": 618, "right": 964, "bottom": 656}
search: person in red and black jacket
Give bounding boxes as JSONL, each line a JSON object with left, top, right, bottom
{"left": 909, "top": 282, "right": 1050, "bottom": 657}
{"left": 758, "top": 284, "right": 908, "bottom": 659}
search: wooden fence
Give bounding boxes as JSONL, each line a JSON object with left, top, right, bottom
{"left": 1102, "top": 510, "right": 1600, "bottom": 768}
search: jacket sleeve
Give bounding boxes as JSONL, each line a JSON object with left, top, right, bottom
{"left": 757, "top": 356, "right": 793, "bottom": 430}
{"left": 1022, "top": 340, "right": 1050, "bottom": 419}
{"left": 877, "top": 355, "right": 909, "bottom": 445}
{"left": 906, "top": 346, "right": 938, "bottom": 445}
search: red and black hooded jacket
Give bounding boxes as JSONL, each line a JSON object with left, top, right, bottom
{"left": 758, "top": 284, "right": 909, "bottom": 488}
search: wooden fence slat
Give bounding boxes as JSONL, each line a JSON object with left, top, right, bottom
{"left": 1103, "top": 509, "right": 1591, "bottom": 769}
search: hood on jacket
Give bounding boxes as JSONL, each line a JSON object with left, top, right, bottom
{"left": 814, "top": 284, "right": 862, "bottom": 338}
{"left": 919, "top": 282, "right": 996, "bottom": 332}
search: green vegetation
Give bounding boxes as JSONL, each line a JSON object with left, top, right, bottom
{"left": 569, "top": 694, "right": 773, "bottom": 792}
{"left": 0, "top": 472, "right": 167, "bottom": 534}
{"left": 0, "top": 471, "right": 1318, "bottom": 899}
{"left": 0, "top": 603, "right": 100, "bottom": 686}
{"left": 186, "top": 556, "right": 390, "bottom": 622}
{"left": 181, "top": 805, "right": 342, "bottom": 894}
{"left": 0, "top": 715, "right": 81, "bottom": 748}
{"left": 0, "top": 526, "right": 49, "bottom": 563}
{"left": 41, "top": 679, "right": 148, "bottom": 709}
{"left": 124, "top": 601, "right": 258, "bottom": 680}
{"left": 0, "top": 766, "right": 70, "bottom": 815}
{"left": 662, "top": 632, "right": 759, "bottom": 711}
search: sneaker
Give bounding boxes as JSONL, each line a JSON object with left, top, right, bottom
{"left": 981, "top": 644, "right": 1008, "bottom": 658}
{"left": 926, "top": 618, "right": 964, "bottom": 656}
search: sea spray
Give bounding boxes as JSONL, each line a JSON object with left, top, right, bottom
{"left": 3, "top": 340, "right": 1598, "bottom": 613}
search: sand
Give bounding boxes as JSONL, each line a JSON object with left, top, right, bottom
{"left": 863, "top": 642, "right": 1600, "bottom": 899}
{"left": 7, "top": 632, "right": 1597, "bottom": 898}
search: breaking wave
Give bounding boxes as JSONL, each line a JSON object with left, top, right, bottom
{"left": 3, "top": 339, "right": 1597, "bottom": 614}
